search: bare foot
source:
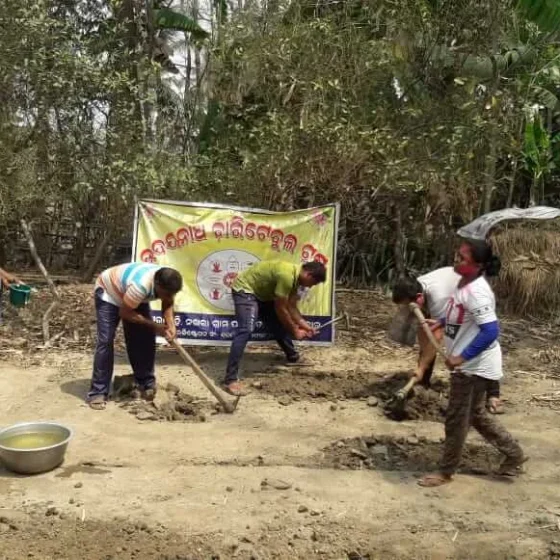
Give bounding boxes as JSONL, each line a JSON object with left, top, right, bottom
{"left": 418, "top": 473, "right": 453, "bottom": 487}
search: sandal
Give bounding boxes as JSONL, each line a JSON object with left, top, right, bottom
{"left": 496, "top": 456, "right": 529, "bottom": 477}
{"left": 223, "top": 381, "right": 249, "bottom": 397}
{"left": 88, "top": 396, "right": 107, "bottom": 410}
{"left": 142, "top": 387, "right": 157, "bottom": 402}
{"left": 417, "top": 473, "right": 453, "bottom": 488}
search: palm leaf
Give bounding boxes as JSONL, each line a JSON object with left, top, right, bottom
{"left": 153, "top": 8, "right": 209, "bottom": 39}
{"left": 533, "top": 86, "right": 560, "bottom": 113}
{"left": 517, "top": 0, "right": 560, "bottom": 32}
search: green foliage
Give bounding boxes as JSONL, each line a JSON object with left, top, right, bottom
{"left": 517, "top": 0, "right": 560, "bottom": 32}
{"left": 523, "top": 116, "right": 553, "bottom": 177}
{"left": 153, "top": 7, "right": 209, "bottom": 39}
{"left": 3, "top": 0, "right": 560, "bottom": 283}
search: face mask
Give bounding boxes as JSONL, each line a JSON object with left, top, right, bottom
{"left": 456, "top": 263, "right": 479, "bottom": 277}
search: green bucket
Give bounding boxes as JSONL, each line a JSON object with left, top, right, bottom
{"left": 9, "top": 284, "right": 32, "bottom": 307}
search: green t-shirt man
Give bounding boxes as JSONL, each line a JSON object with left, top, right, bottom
{"left": 233, "top": 261, "right": 300, "bottom": 301}
{"left": 223, "top": 259, "right": 327, "bottom": 396}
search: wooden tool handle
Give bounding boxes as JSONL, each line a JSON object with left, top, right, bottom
{"left": 171, "top": 339, "right": 237, "bottom": 413}
{"left": 396, "top": 376, "right": 418, "bottom": 399}
{"left": 408, "top": 303, "right": 446, "bottom": 358}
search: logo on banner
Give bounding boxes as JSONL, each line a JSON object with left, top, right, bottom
{"left": 196, "top": 249, "right": 260, "bottom": 311}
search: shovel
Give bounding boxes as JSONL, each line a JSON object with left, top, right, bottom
{"left": 389, "top": 303, "right": 446, "bottom": 409}
{"left": 170, "top": 339, "right": 240, "bottom": 414}
{"left": 316, "top": 312, "right": 350, "bottom": 332}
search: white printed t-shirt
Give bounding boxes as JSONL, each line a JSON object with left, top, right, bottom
{"left": 444, "top": 276, "right": 502, "bottom": 380}
{"left": 418, "top": 267, "right": 461, "bottom": 319}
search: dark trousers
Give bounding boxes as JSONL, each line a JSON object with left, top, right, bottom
{"left": 87, "top": 288, "right": 156, "bottom": 400}
{"left": 224, "top": 291, "right": 298, "bottom": 384}
{"left": 440, "top": 372, "right": 523, "bottom": 475}
{"left": 423, "top": 358, "right": 501, "bottom": 399}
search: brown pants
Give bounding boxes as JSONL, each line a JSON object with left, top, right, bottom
{"left": 441, "top": 371, "right": 523, "bottom": 475}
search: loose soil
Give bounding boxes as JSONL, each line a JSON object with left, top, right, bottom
{"left": 113, "top": 375, "right": 211, "bottom": 422}
{"left": 252, "top": 370, "right": 449, "bottom": 422}
{"left": 323, "top": 435, "right": 500, "bottom": 475}
{"left": 1, "top": 287, "right": 560, "bottom": 559}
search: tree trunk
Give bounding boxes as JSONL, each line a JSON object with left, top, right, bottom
{"left": 20, "top": 220, "right": 59, "bottom": 343}
{"left": 393, "top": 205, "right": 404, "bottom": 276}
{"left": 81, "top": 234, "right": 111, "bottom": 283}
{"left": 482, "top": 131, "right": 497, "bottom": 214}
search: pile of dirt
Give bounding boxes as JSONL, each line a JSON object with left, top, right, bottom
{"left": 323, "top": 434, "right": 500, "bottom": 474}
{"left": 113, "top": 376, "right": 210, "bottom": 422}
{"left": 253, "top": 369, "right": 448, "bottom": 422}
{"left": 376, "top": 375, "right": 449, "bottom": 422}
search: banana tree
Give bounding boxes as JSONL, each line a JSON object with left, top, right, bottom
{"left": 149, "top": 2, "right": 209, "bottom": 74}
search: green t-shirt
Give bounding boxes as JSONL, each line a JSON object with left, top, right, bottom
{"left": 233, "top": 261, "right": 300, "bottom": 301}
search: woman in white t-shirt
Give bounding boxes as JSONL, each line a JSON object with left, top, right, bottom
{"left": 392, "top": 268, "right": 504, "bottom": 414}
{"left": 418, "top": 240, "right": 526, "bottom": 488}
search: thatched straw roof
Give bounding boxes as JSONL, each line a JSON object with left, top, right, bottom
{"left": 491, "top": 225, "right": 560, "bottom": 317}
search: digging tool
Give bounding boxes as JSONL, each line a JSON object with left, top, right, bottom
{"left": 170, "top": 339, "right": 240, "bottom": 414}
{"left": 408, "top": 303, "right": 446, "bottom": 359}
{"left": 316, "top": 312, "right": 350, "bottom": 332}
{"left": 390, "top": 303, "right": 446, "bottom": 407}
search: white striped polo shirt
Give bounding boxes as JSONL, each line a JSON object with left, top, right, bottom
{"left": 95, "top": 263, "right": 162, "bottom": 308}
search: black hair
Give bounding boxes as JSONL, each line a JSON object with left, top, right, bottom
{"left": 302, "top": 261, "right": 327, "bottom": 283}
{"left": 392, "top": 276, "right": 423, "bottom": 304}
{"left": 465, "top": 240, "right": 501, "bottom": 277}
{"left": 154, "top": 267, "right": 183, "bottom": 294}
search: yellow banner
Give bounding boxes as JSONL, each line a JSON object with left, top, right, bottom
{"left": 132, "top": 200, "right": 338, "bottom": 345}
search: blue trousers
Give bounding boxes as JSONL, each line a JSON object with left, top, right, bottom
{"left": 88, "top": 288, "right": 156, "bottom": 400}
{"left": 224, "top": 291, "right": 298, "bottom": 384}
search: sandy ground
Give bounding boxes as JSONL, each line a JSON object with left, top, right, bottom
{"left": 1, "top": 292, "right": 560, "bottom": 559}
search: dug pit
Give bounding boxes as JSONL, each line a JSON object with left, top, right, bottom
{"left": 252, "top": 369, "right": 448, "bottom": 422}
{"left": 112, "top": 375, "right": 210, "bottom": 422}
{"left": 251, "top": 367, "right": 379, "bottom": 401}
{"left": 323, "top": 435, "right": 501, "bottom": 475}
{"left": 372, "top": 374, "right": 449, "bottom": 422}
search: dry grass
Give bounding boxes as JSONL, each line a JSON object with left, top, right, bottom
{"left": 491, "top": 226, "right": 560, "bottom": 317}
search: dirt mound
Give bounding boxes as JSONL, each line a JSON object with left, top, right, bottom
{"left": 323, "top": 435, "right": 500, "bottom": 474}
{"left": 113, "top": 376, "right": 210, "bottom": 422}
{"left": 253, "top": 369, "right": 448, "bottom": 422}
{"left": 373, "top": 375, "right": 448, "bottom": 422}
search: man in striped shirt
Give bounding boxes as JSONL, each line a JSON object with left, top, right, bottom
{"left": 87, "top": 263, "right": 183, "bottom": 410}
